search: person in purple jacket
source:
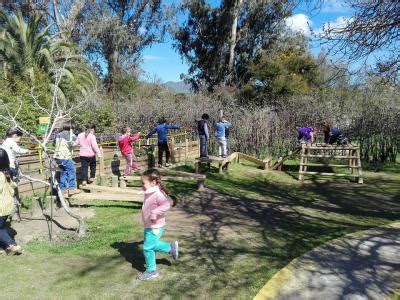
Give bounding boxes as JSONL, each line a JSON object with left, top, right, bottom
{"left": 297, "top": 127, "right": 315, "bottom": 144}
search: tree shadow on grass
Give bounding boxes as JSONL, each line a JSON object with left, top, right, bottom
{"left": 110, "top": 241, "right": 171, "bottom": 272}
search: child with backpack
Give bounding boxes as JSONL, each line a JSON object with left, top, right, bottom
{"left": 118, "top": 126, "right": 141, "bottom": 176}
{"left": 136, "top": 169, "right": 178, "bottom": 281}
{"left": 146, "top": 118, "right": 180, "bottom": 168}
{"left": 0, "top": 148, "right": 22, "bottom": 255}
{"left": 53, "top": 123, "right": 81, "bottom": 197}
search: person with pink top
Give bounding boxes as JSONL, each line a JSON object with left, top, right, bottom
{"left": 136, "top": 169, "right": 178, "bottom": 281}
{"left": 76, "top": 124, "right": 102, "bottom": 185}
{"left": 118, "top": 126, "right": 141, "bottom": 176}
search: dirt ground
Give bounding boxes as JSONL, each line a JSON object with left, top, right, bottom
{"left": 9, "top": 207, "right": 95, "bottom": 244}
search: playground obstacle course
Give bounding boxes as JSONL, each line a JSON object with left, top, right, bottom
{"left": 298, "top": 143, "right": 363, "bottom": 183}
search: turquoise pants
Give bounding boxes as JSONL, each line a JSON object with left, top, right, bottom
{"left": 143, "top": 227, "right": 171, "bottom": 272}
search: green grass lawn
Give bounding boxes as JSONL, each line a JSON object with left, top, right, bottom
{"left": 1, "top": 160, "right": 399, "bottom": 299}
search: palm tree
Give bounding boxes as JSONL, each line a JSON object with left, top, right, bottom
{"left": 0, "top": 10, "right": 96, "bottom": 99}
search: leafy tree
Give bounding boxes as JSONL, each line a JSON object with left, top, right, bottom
{"left": 240, "top": 37, "right": 319, "bottom": 106}
{"left": 0, "top": 10, "right": 95, "bottom": 100}
{"left": 174, "top": 0, "right": 292, "bottom": 91}
{"left": 77, "top": 0, "right": 166, "bottom": 92}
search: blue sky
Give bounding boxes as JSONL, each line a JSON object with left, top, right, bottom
{"left": 140, "top": 0, "right": 354, "bottom": 82}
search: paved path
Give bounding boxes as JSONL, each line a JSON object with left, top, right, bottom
{"left": 255, "top": 222, "right": 400, "bottom": 300}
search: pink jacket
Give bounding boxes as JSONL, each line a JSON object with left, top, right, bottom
{"left": 118, "top": 132, "right": 141, "bottom": 155}
{"left": 141, "top": 186, "right": 171, "bottom": 229}
{"left": 77, "top": 132, "right": 101, "bottom": 157}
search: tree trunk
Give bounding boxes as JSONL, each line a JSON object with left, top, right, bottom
{"left": 227, "top": 0, "right": 242, "bottom": 81}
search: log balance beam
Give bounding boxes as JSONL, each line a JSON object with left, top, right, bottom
{"left": 195, "top": 152, "right": 272, "bottom": 174}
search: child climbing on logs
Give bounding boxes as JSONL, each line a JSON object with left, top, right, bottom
{"left": 297, "top": 127, "right": 315, "bottom": 144}
{"left": 136, "top": 169, "right": 178, "bottom": 281}
{"left": 321, "top": 122, "right": 348, "bottom": 145}
{"left": 145, "top": 118, "right": 180, "bottom": 168}
{"left": 0, "top": 149, "right": 22, "bottom": 255}
{"left": 118, "top": 126, "right": 141, "bottom": 175}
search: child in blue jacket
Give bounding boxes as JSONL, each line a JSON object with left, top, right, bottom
{"left": 146, "top": 118, "right": 180, "bottom": 168}
{"left": 215, "top": 118, "right": 231, "bottom": 158}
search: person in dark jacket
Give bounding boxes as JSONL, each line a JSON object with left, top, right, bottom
{"left": 197, "top": 114, "right": 210, "bottom": 157}
{"left": 321, "top": 122, "right": 348, "bottom": 145}
{"left": 146, "top": 118, "right": 180, "bottom": 168}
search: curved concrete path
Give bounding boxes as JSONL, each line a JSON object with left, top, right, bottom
{"left": 255, "top": 222, "right": 400, "bottom": 300}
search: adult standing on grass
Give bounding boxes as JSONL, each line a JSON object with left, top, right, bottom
{"left": 1, "top": 127, "right": 31, "bottom": 179}
{"left": 136, "top": 169, "right": 178, "bottom": 281}
{"left": 198, "top": 113, "right": 210, "bottom": 158}
{"left": 53, "top": 123, "right": 81, "bottom": 198}
{"left": 145, "top": 118, "right": 180, "bottom": 168}
{"left": 118, "top": 126, "right": 141, "bottom": 175}
{"left": 76, "top": 124, "right": 102, "bottom": 185}
{"left": 0, "top": 149, "right": 22, "bottom": 255}
{"left": 215, "top": 117, "right": 231, "bottom": 158}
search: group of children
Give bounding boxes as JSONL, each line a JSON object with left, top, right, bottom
{"left": 297, "top": 122, "right": 348, "bottom": 145}
{"left": 0, "top": 114, "right": 230, "bottom": 275}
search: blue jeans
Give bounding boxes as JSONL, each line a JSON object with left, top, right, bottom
{"left": 143, "top": 227, "right": 171, "bottom": 272}
{"left": 199, "top": 135, "right": 208, "bottom": 157}
{"left": 0, "top": 216, "right": 15, "bottom": 248}
{"left": 55, "top": 159, "right": 76, "bottom": 191}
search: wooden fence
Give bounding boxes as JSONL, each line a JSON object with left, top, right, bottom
{"left": 17, "top": 136, "right": 200, "bottom": 196}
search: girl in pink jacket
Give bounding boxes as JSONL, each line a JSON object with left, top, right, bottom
{"left": 76, "top": 124, "right": 102, "bottom": 185}
{"left": 118, "top": 126, "right": 141, "bottom": 176}
{"left": 136, "top": 169, "right": 178, "bottom": 281}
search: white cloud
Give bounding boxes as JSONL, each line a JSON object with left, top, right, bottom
{"left": 285, "top": 14, "right": 313, "bottom": 37}
{"left": 143, "top": 55, "right": 161, "bottom": 61}
{"left": 315, "top": 16, "right": 352, "bottom": 36}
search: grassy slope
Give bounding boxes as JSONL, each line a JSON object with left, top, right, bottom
{"left": 0, "top": 161, "right": 399, "bottom": 299}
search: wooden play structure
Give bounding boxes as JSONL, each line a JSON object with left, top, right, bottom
{"left": 272, "top": 147, "right": 301, "bottom": 171}
{"left": 195, "top": 152, "right": 272, "bottom": 174}
{"left": 298, "top": 143, "right": 363, "bottom": 183}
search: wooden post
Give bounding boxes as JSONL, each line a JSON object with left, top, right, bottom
{"left": 185, "top": 138, "right": 189, "bottom": 161}
{"left": 298, "top": 144, "right": 306, "bottom": 182}
{"left": 195, "top": 160, "right": 200, "bottom": 174}
{"left": 119, "top": 178, "right": 127, "bottom": 188}
{"left": 31, "top": 196, "right": 42, "bottom": 218}
{"left": 99, "top": 146, "right": 105, "bottom": 177}
{"left": 100, "top": 176, "right": 108, "bottom": 186}
{"left": 197, "top": 178, "right": 205, "bottom": 191}
{"left": 356, "top": 148, "right": 363, "bottom": 184}
{"left": 111, "top": 175, "right": 118, "bottom": 188}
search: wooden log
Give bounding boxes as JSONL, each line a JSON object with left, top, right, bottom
{"left": 303, "top": 155, "right": 359, "bottom": 159}
{"left": 305, "top": 146, "right": 358, "bottom": 150}
{"left": 81, "top": 185, "right": 141, "bottom": 195}
{"left": 299, "top": 163, "right": 360, "bottom": 168}
{"left": 67, "top": 192, "right": 143, "bottom": 202}
{"left": 298, "top": 171, "right": 359, "bottom": 177}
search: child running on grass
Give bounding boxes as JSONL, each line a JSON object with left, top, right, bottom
{"left": 145, "top": 118, "right": 180, "bottom": 168}
{"left": 118, "top": 126, "right": 141, "bottom": 176}
{"left": 136, "top": 169, "right": 178, "bottom": 281}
